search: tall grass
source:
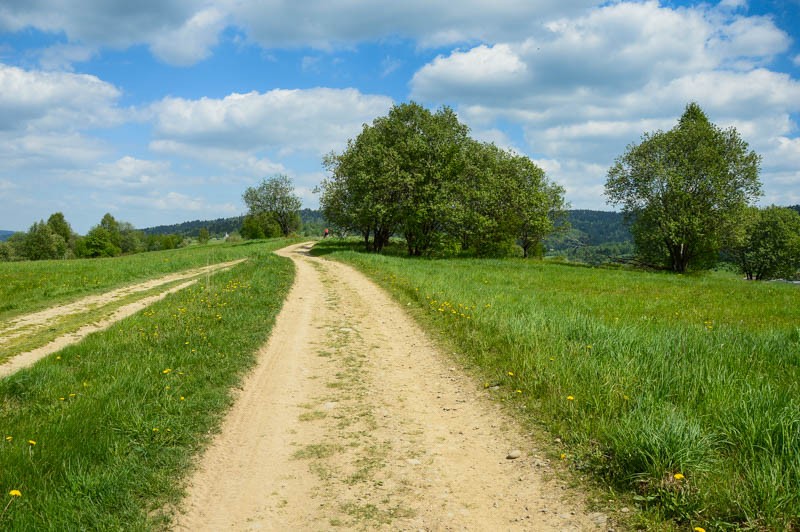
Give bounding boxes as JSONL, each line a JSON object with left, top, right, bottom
{"left": 0, "top": 241, "right": 294, "bottom": 529}
{"left": 314, "top": 240, "right": 800, "bottom": 530}
{"left": 0, "top": 239, "right": 299, "bottom": 321}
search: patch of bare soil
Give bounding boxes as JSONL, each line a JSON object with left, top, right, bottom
{"left": 0, "top": 259, "right": 246, "bottom": 378}
{"left": 175, "top": 243, "right": 607, "bottom": 531}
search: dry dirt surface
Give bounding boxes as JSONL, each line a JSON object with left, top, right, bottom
{"left": 175, "top": 243, "right": 606, "bottom": 531}
{"left": 0, "top": 259, "right": 247, "bottom": 378}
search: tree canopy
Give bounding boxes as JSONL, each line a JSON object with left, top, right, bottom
{"left": 320, "top": 102, "right": 566, "bottom": 256}
{"left": 243, "top": 174, "right": 302, "bottom": 237}
{"left": 605, "top": 102, "right": 762, "bottom": 272}
{"left": 729, "top": 206, "right": 800, "bottom": 280}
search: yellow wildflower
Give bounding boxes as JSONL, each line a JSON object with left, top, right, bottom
{"left": 9, "top": 490, "right": 21, "bottom": 497}
{"left": 28, "top": 440, "right": 36, "bottom": 446}
{"left": 567, "top": 396, "right": 574, "bottom": 401}
{"left": 674, "top": 473, "right": 685, "bottom": 480}
{"left": 507, "top": 371, "right": 514, "bottom": 376}
{"left": 162, "top": 368, "right": 172, "bottom": 374}
{"left": 693, "top": 528, "right": 706, "bottom": 532}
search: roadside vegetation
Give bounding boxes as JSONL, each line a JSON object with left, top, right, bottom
{"left": 313, "top": 238, "right": 800, "bottom": 530}
{"left": 0, "top": 239, "right": 294, "bottom": 529}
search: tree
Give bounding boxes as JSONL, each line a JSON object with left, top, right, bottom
{"left": 243, "top": 175, "right": 302, "bottom": 236}
{"left": 47, "top": 212, "right": 73, "bottom": 245}
{"left": 505, "top": 155, "right": 568, "bottom": 258}
{"left": 321, "top": 102, "right": 470, "bottom": 254}
{"left": 605, "top": 103, "right": 762, "bottom": 272}
{"left": 729, "top": 206, "right": 800, "bottom": 280}
{"left": 22, "top": 221, "right": 67, "bottom": 260}
{"left": 80, "top": 226, "right": 121, "bottom": 257}
{"left": 321, "top": 102, "right": 567, "bottom": 256}
{"left": 320, "top": 123, "right": 404, "bottom": 252}
{"left": 198, "top": 227, "right": 210, "bottom": 244}
{"left": 240, "top": 212, "right": 281, "bottom": 239}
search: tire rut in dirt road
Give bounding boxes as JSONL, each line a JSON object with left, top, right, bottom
{"left": 175, "top": 242, "right": 603, "bottom": 531}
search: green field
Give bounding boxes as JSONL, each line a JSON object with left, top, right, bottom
{"left": 0, "top": 239, "right": 298, "bottom": 321}
{"left": 0, "top": 240, "right": 295, "bottom": 529}
{"left": 313, "top": 240, "right": 800, "bottom": 530}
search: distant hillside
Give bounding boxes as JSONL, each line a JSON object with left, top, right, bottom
{"left": 565, "top": 209, "right": 631, "bottom": 245}
{"left": 0, "top": 230, "right": 15, "bottom": 242}
{"left": 140, "top": 209, "right": 328, "bottom": 238}
{"left": 141, "top": 216, "right": 244, "bottom": 237}
{"left": 545, "top": 210, "right": 633, "bottom": 264}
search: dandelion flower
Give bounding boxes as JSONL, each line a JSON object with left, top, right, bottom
{"left": 162, "top": 368, "right": 172, "bottom": 374}
{"left": 693, "top": 528, "right": 706, "bottom": 532}
{"left": 560, "top": 453, "right": 566, "bottom": 460}
{"left": 567, "top": 396, "right": 574, "bottom": 401}
{"left": 180, "top": 396, "right": 185, "bottom": 401}
{"left": 8, "top": 490, "right": 21, "bottom": 497}
{"left": 673, "top": 473, "right": 685, "bottom": 480}
{"left": 28, "top": 440, "right": 36, "bottom": 446}
{"left": 507, "top": 371, "right": 514, "bottom": 376}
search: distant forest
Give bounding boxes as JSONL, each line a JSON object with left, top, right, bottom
{"left": 140, "top": 209, "right": 327, "bottom": 238}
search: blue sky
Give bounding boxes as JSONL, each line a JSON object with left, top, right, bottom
{"left": 1, "top": 0, "right": 798, "bottom": 233}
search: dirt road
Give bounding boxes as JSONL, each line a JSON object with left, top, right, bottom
{"left": 0, "top": 259, "right": 247, "bottom": 378}
{"left": 175, "top": 243, "right": 604, "bottom": 531}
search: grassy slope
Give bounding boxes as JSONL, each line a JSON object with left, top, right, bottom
{"left": 313, "top": 240, "right": 800, "bottom": 530}
{"left": 0, "top": 239, "right": 299, "bottom": 321}
{"left": 0, "top": 240, "right": 295, "bottom": 529}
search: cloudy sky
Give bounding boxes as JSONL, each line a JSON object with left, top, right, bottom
{"left": 1, "top": 0, "right": 798, "bottom": 233}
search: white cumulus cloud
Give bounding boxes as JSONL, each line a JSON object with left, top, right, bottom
{"left": 150, "top": 87, "right": 394, "bottom": 157}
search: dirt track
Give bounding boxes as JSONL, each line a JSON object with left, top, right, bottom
{"left": 175, "top": 242, "right": 604, "bottom": 530}
{"left": 0, "top": 259, "right": 246, "bottom": 378}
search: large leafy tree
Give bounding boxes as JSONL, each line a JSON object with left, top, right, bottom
{"left": 321, "top": 122, "right": 403, "bottom": 252}
{"left": 729, "top": 206, "right": 800, "bottom": 280}
{"left": 243, "top": 174, "right": 302, "bottom": 237}
{"left": 321, "top": 102, "right": 566, "bottom": 256}
{"left": 322, "top": 102, "right": 469, "bottom": 254}
{"left": 22, "top": 221, "right": 67, "bottom": 260}
{"left": 605, "top": 103, "right": 762, "bottom": 272}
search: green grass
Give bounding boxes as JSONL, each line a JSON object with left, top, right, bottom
{"left": 0, "top": 240, "right": 295, "bottom": 529}
{"left": 0, "top": 238, "right": 299, "bottom": 322}
{"left": 313, "top": 239, "right": 800, "bottom": 530}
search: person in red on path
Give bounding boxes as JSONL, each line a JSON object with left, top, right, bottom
{"left": 323, "top": 228, "right": 329, "bottom": 238}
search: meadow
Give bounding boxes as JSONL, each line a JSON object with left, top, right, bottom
{"left": 0, "top": 239, "right": 294, "bottom": 321}
{"left": 0, "top": 239, "right": 294, "bottom": 529}
{"left": 313, "top": 240, "right": 800, "bottom": 530}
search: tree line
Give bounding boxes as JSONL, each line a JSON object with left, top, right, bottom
{"left": 0, "top": 213, "right": 187, "bottom": 262}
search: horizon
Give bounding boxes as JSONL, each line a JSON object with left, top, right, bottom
{"left": 1, "top": 1, "right": 798, "bottom": 233}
